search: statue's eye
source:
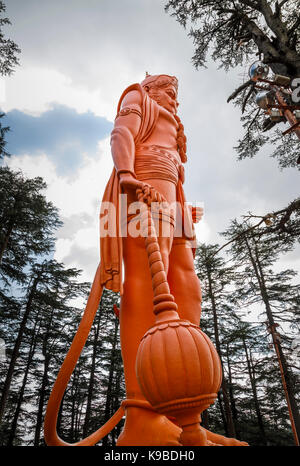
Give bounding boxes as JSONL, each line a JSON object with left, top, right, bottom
{"left": 166, "top": 91, "right": 175, "bottom": 99}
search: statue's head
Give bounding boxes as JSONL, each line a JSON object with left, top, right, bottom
{"left": 141, "top": 73, "right": 179, "bottom": 114}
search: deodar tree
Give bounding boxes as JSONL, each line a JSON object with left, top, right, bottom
{"left": 0, "top": 167, "right": 62, "bottom": 286}
{"left": 165, "top": 0, "right": 300, "bottom": 235}
{"left": 0, "top": 0, "right": 20, "bottom": 161}
{"left": 165, "top": 0, "right": 300, "bottom": 165}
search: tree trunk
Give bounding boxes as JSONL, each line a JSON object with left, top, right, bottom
{"left": 102, "top": 318, "right": 119, "bottom": 447}
{"left": 82, "top": 309, "right": 103, "bottom": 437}
{"left": 7, "top": 320, "right": 40, "bottom": 446}
{"left": 244, "top": 236, "right": 300, "bottom": 442}
{"left": 0, "top": 220, "right": 15, "bottom": 264}
{"left": 242, "top": 336, "right": 267, "bottom": 445}
{"left": 226, "top": 343, "right": 240, "bottom": 439}
{"left": 0, "top": 274, "right": 40, "bottom": 424}
{"left": 201, "top": 409, "right": 209, "bottom": 430}
{"left": 70, "top": 366, "right": 81, "bottom": 442}
{"left": 34, "top": 304, "right": 55, "bottom": 446}
{"left": 217, "top": 392, "right": 228, "bottom": 435}
{"left": 0, "top": 193, "right": 21, "bottom": 264}
{"left": 206, "top": 268, "right": 236, "bottom": 438}
{"left": 34, "top": 353, "right": 50, "bottom": 446}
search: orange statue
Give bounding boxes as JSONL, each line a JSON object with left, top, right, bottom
{"left": 44, "top": 74, "right": 248, "bottom": 447}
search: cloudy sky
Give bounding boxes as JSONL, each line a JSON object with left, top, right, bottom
{"left": 1, "top": 0, "right": 299, "bottom": 284}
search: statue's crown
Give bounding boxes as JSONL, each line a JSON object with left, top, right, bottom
{"left": 141, "top": 73, "right": 178, "bottom": 91}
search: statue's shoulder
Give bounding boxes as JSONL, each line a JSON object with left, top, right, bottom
{"left": 117, "top": 83, "right": 144, "bottom": 112}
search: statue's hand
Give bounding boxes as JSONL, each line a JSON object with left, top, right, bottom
{"left": 189, "top": 206, "right": 204, "bottom": 223}
{"left": 119, "top": 173, "right": 144, "bottom": 193}
{"left": 120, "top": 173, "right": 166, "bottom": 205}
{"left": 136, "top": 183, "right": 166, "bottom": 205}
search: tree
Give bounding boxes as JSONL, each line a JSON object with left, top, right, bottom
{"left": 165, "top": 0, "right": 300, "bottom": 166}
{"left": 47, "top": 288, "right": 124, "bottom": 447}
{"left": 6, "top": 318, "right": 41, "bottom": 446}
{"left": 165, "top": 0, "right": 300, "bottom": 243}
{"left": 222, "top": 321, "right": 270, "bottom": 445}
{"left": 0, "top": 0, "right": 21, "bottom": 160}
{"left": 216, "top": 198, "right": 300, "bottom": 258}
{"left": 223, "top": 220, "right": 300, "bottom": 442}
{"left": 31, "top": 264, "right": 90, "bottom": 446}
{"left": 195, "top": 244, "right": 241, "bottom": 438}
{"left": 0, "top": 260, "right": 88, "bottom": 431}
{"left": 0, "top": 113, "right": 9, "bottom": 160}
{"left": 0, "top": 1, "right": 20, "bottom": 76}
{"left": 0, "top": 167, "right": 62, "bottom": 286}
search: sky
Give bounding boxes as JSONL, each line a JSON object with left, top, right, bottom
{"left": 1, "top": 0, "right": 299, "bottom": 291}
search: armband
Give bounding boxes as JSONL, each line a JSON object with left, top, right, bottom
{"left": 115, "top": 107, "right": 142, "bottom": 119}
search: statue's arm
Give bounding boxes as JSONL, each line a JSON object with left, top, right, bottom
{"left": 110, "top": 90, "right": 143, "bottom": 191}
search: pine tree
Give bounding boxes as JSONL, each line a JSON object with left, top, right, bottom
{"left": 41, "top": 288, "right": 125, "bottom": 447}
{"left": 0, "top": 259, "right": 89, "bottom": 437}
{"left": 222, "top": 320, "right": 270, "bottom": 445}
{"left": 0, "top": 167, "right": 62, "bottom": 286}
{"left": 165, "top": 0, "right": 300, "bottom": 168}
{"left": 0, "top": 1, "right": 20, "bottom": 77}
{"left": 0, "top": 0, "right": 21, "bottom": 161}
{"left": 195, "top": 243, "right": 241, "bottom": 438}
{"left": 6, "top": 317, "right": 41, "bottom": 446}
{"left": 165, "top": 0, "right": 300, "bottom": 243}
{"left": 223, "top": 220, "right": 300, "bottom": 442}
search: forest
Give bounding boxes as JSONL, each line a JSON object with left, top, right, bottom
{"left": 0, "top": 167, "right": 299, "bottom": 447}
{"left": 0, "top": 0, "right": 300, "bottom": 447}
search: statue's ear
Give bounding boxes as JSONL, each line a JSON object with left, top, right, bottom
{"left": 144, "top": 85, "right": 150, "bottom": 93}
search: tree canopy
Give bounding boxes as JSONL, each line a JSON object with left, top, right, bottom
{"left": 165, "top": 0, "right": 300, "bottom": 168}
{"left": 0, "top": 1, "right": 20, "bottom": 76}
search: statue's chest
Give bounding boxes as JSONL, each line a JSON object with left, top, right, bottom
{"left": 149, "top": 107, "right": 178, "bottom": 142}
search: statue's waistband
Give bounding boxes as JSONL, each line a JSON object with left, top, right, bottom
{"left": 134, "top": 144, "right": 184, "bottom": 184}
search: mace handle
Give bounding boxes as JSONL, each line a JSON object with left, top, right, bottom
{"left": 136, "top": 186, "right": 179, "bottom": 321}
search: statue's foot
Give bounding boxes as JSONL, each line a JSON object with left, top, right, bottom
{"left": 116, "top": 400, "right": 182, "bottom": 446}
{"left": 202, "top": 427, "right": 249, "bottom": 446}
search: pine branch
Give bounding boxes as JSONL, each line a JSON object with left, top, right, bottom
{"left": 278, "top": 0, "right": 290, "bottom": 8}
{"left": 227, "top": 79, "right": 253, "bottom": 102}
{"left": 239, "top": 0, "right": 261, "bottom": 12}
{"left": 214, "top": 198, "right": 300, "bottom": 255}
{"left": 214, "top": 218, "right": 266, "bottom": 255}
{"left": 242, "top": 84, "right": 255, "bottom": 113}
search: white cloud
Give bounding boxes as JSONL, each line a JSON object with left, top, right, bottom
{"left": 194, "top": 219, "right": 211, "bottom": 244}
{"left": 5, "top": 138, "right": 113, "bottom": 282}
{"left": 3, "top": 0, "right": 299, "bottom": 283}
{"left": 2, "top": 66, "right": 119, "bottom": 121}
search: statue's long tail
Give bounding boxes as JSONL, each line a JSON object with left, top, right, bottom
{"left": 44, "top": 264, "right": 125, "bottom": 446}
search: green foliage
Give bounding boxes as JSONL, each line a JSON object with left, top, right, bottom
{"left": 165, "top": 0, "right": 300, "bottom": 168}
{"left": 0, "top": 167, "right": 62, "bottom": 286}
{"left": 0, "top": 1, "right": 20, "bottom": 76}
{"left": 0, "top": 1, "right": 20, "bottom": 161}
{"left": 0, "top": 113, "right": 9, "bottom": 160}
{"left": 197, "top": 240, "right": 299, "bottom": 445}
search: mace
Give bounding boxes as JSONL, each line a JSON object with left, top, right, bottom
{"left": 44, "top": 184, "right": 222, "bottom": 446}
{"left": 135, "top": 185, "right": 222, "bottom": 446}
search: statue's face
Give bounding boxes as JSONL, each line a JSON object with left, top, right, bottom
{"left": 148, "top": 84, "right": 178, "bottom": 115}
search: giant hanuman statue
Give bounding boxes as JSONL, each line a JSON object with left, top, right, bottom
{"left": 44, "top": 74, "right": 248, "bottom": 447}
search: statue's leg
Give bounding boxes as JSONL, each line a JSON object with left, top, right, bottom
{"left": 116, "top": 180, "right": 182, "bottom": 446}
{"left": 168, "top": 239, "right": 248, "bottom": 446}
{"left": 168, "top": 238, "right": 202, "bottom": 326}
{"left": 116, "top": 235, "right": 182, "bottom": 446}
